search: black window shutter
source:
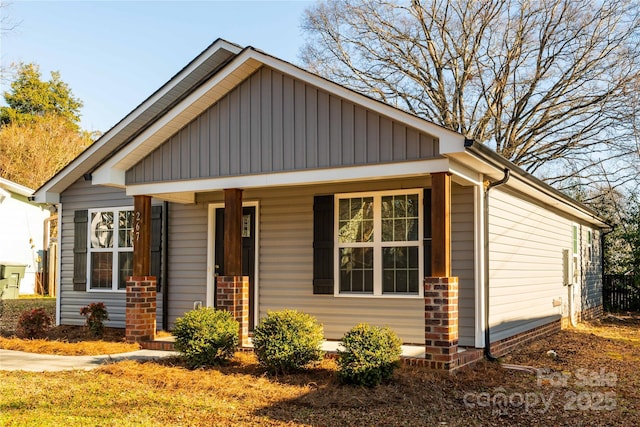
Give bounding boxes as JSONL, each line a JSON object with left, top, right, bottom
{"left": 423, "top": 189, "right": 432, "bottom": 278}
{"left": 73, "top": 210, "right": 88, "bottom": 291}
{"left": 313, "top": 195, "right": 334, "bottom": 294}
{"left": 151, "top": 205, "right": 163, "bottom": 291}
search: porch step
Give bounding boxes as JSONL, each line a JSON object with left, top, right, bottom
{"left": 140, "top": 335, "right": 176, "bottom": 351}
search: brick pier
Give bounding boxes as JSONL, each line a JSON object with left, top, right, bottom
{"left": 424, "top": 276, "right": 459, "bottom": 371}
{"left": 216, "top": 275, "right": 249, "bottom": 346}
{"left": 125, "top": 276, "right": 157, "bottom": 342}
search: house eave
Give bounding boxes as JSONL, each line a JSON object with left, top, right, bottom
{"left": 459, "top": 141, "right": 609, "bottom": 228}
{"left": 31, "top": 39, "right": 243, "bottom": 203}
{"left": 0, "top": 177, "right": 35, "bottom": 198}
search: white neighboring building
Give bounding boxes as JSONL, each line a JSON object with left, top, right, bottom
{"left": 0, "top": 177, "right": 50, "bottom": 295}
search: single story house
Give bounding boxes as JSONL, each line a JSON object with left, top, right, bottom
{"left": 0, "top": 177, "right": 50, "bottom": 296}
{"left": 33, "top": 39, "right": 606, "bottom": 370}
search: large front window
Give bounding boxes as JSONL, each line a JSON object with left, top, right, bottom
{"left": 88, "top": 207, "right": 134, "bottom": 291}
{"left": 336, "top": 190, "right": 422, "bottom": 296}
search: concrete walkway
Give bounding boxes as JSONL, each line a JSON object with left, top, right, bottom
{"left": 0, "top": 349, "right": 179, "bottom": 372}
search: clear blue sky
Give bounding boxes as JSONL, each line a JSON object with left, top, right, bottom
{"left": 1, "top": 0, "right": 314, "bottom": 132}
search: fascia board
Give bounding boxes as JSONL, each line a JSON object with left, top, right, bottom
{"left": 0, "top": 177, "right": 34, "bottom": 197}
{"left": 93, "top": 53, "right": 264, "bottom": 185}
{"left": 33, "top": 39, "right": 242, "bottom": 202}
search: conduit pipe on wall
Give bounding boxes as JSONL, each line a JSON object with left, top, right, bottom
{"left": 484, "top": 168, "right": 510, "bottom": 361}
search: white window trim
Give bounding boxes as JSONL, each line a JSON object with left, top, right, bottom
{"left": 86, "top": 206, "right": 134, "bottom": 292}
{"left": 334, "top": 189, "right": 423, "bottom": 298}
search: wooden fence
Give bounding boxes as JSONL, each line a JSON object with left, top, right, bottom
{"left": 603, "top": 275, "right": 640, "bottom": 312}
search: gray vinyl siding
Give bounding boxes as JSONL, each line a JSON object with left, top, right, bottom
{"left": 126, "top": 66, "right": 440, "bottom": 184}
{"left": 487, "top": 188, "right": 571, "bottom": 342}
{"left": 165, "top": 202, "right": 208, "bottom": 324}
{"left": 182, "top": 178, "right": 476, "bottom": 345}
{"left": 58, "top": 179, "right": 163, "bottom": 328}
{"left": 451, "top": 184, "right": 475, "bottom": 347}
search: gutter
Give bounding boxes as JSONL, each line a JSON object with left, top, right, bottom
{"left": 483, "top": 167, "right": 510, "bottom": 361}
{"left": 463, "top": 140, "right": 607, "bottom": 228}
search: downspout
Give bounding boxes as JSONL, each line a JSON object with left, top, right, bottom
{"left": 484, "top": 168, "right": 510, "bottom": 361}
{"left": 161, "top": 201, "right": 169, "bottom": 331}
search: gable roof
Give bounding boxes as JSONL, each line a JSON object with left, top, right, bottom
{"left": 33, "top": 39, "right": 243, "bottom": 203}
{"left": 33, "top": 38, "right": 465, "bottom": 203}
{"left": 32, "top": 38, "right": 607, "bottom": 229}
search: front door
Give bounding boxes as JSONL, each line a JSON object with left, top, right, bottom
{"left": 214, "top": 206, "right": 256, "bottom": 328}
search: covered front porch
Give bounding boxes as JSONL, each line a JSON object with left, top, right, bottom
{"left": 125, "top": 170, "right": 477, "bottom": 371}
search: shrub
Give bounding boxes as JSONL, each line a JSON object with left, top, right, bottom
{"left": 0, "top": 299, "right": 55, "bottom": 335}
{"left": 337, "top": 323, "right": 402, "bottom": 387}
{"left": 80, "top": 302, "right": 109, "bottom": 337}
{"left": 16, "top": 308, "right": 52, "bottom": 339}
{"left": 173, "top": 307, "right": 239, "bottom": 368}
{"left": 252, "top": 309, "right": 324, "bottom": 374}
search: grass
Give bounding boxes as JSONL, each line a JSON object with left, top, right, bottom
{"left": 17, "top": 294, "right": 55, "bottom": 299}
{"left": 0, "top": 325, "right": 139, "bottom": 355}
{"left": 0, "top": 336, "right": 139, "bottom": 355}
{"left": 1, "top": 314, "right": 639, "bottom": 426}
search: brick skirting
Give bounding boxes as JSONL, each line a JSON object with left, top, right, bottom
{"left": 579, "top": 304, "right": 604, "bottom": 321}
{"left": 489, "top": 320, "right": 562, "bottom": 358}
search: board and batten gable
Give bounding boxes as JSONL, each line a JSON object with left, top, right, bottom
{"left": 58, "top": 179, "right": 163, "bottom": 327}
{"left": 125, "top": 66, "right": 441, "bottom": 185}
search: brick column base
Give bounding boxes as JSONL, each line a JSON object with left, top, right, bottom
{"left": 125, "top": 276, "right": 157, "bottom": 342}
{"left": 216, "top": 276, "right": 249, "bottom": 346}
{"left": 424, "top": 276, "right": 459, "bottom": 371}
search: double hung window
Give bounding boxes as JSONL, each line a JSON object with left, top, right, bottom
{"left": 336, "top": 190, "right": 422, "bottom": 296}
{"left": 88, "top": 207, "right": 134, "bottom": 291}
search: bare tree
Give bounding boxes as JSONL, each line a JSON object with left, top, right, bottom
{"left": 301, "top": 0, "right": 640, "bottom": 190}
{"left": 0, "top": 1, "right": 18, "bottom": 36}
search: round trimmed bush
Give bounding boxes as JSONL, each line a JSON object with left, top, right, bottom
{"left": 173, "top": 307, "right": 239, "bottom": 368}
{"left": 337, "top": 323, "right": 402, "bottom": 387}
{"left": 252, "top": 309, "right": 324, "bottom": 374}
